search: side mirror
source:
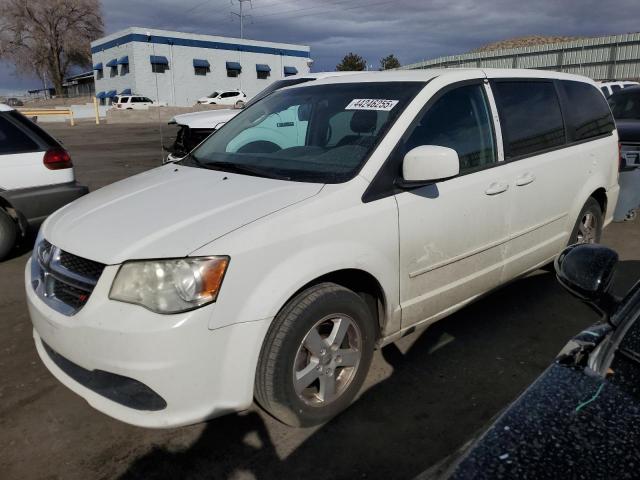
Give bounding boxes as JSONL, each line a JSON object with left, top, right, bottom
{"left": 399, "top": 145, "right": 460, "bottom": 187}
{"left": 555, "top": 244, "right": 619, "bottom": 317}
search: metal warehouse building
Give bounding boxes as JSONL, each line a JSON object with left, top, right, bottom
{"left": 402, "top": 32, "right": 640, "bottom": 80}
{"left": 91, "top": 27, "right": 311, "bottom": 106}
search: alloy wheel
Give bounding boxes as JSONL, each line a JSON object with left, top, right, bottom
{"left": 293, "top": 314, "right": 362, "bottom": 406}
{"left": 576, "top": 212, "right": 597, "bottom": 244}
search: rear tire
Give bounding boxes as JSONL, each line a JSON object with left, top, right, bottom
{"left": 543, "top": 197, "right": 604, "bottom": 272}
{"left": 569, "top": 197, "right": 603, "bottom": 245}
{"left": 255, "top": 282, "right": 375, "bottom": 427}
{"left": 0, "top": 209, "right": 17, "bottom": 261}
{"left": 235, "top": 100, "right": 245, "bottom": 109}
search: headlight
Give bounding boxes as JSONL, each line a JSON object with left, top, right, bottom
{"left": 109, "top": 256, "right": 229, "bottom": 314}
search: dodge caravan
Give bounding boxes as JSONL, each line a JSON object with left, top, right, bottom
{"left": 26, "top": 69, "right": 620, "bottom": 428}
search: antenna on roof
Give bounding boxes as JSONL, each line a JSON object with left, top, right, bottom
{"left": 231, "top": 0, "right": 252, "bottom": 39}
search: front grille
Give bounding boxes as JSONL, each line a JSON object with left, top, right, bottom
{"left": 31, "top": 239, "right": 105, "bottom": 315}
{"left": 59, "top": 250, "right": 104, "bottom": 281}
{"left": 52, "top": 281, "right": 90, "bottom": 311}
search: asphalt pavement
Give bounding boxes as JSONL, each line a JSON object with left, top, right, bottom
{"left": 1, "top": 122, "right": 639, "bottom": 480}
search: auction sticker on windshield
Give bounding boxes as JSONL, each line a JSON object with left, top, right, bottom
{"left": 345, "top": 99, "right": 399, "bottom": 111}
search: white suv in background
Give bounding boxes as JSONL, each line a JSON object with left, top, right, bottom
{"left": 599, "top": 81, "right": 639, "bottom": 97}
{"left": 27, "top": 69, "right": 620, "bottom": 429}
{"left": 196, "top": 90, "right": 248, "bottom": 107}
{"left": 0, "top": 104, "right": 87, "bottom": 259}
{"left": 113, "top": 95, "right": 154, "bottom": 109}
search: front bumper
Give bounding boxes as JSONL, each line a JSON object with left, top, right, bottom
{"left": 26, "top": 258, "right": 271, "bottom": 428}
{"left": 2, "top": 181, "right": 88, "bottom": 228}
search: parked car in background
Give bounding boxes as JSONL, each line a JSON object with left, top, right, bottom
{"left": 608, "top": 85, "right": 640, "bottom": 221}
{"left": 0, "top": 104, "right": 87, "bottom": 260}
{"left": 168, "top": 72, "right": 361, "bottom": 161}
{"left": 113, "top": 95, "right": 154, "bottom": 110}
{"left": 441, "top": 244, "right": 640, "bottom": 479}
{"left": 27, "top": 69, "right": 619, "bottom": 429}
{"left": 196, "top": 89, "right": 247, "bottom": 107}
{"left": 599, "top": 80, "right": 639, "bottom": 97}
{"left": 5, "top": 97, "right": 24, "bottom": 107}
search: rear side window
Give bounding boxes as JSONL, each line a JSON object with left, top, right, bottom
{"left": 611, "top": 85, "right": 622, "bottom": 93}
{"left": 493, "top": 81, "right": 565, "bottom": 158}
{"left": 559, "top": 80, "right": 615, "bottom": 141}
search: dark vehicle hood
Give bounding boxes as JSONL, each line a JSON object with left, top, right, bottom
{"left": 616, "top": 119, "right": 640, "bottom": 142}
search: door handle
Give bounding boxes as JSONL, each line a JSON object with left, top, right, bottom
{"left": 485, "top": 182, "right": 509, "bottom": 195}
{"left": 515, "top": 172, "right": 536, "bottom": 186}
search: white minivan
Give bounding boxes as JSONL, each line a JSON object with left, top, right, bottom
{"left": 27, "top": 69, "right": 620, "bottom": 428}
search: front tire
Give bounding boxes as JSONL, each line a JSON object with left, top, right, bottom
{"left": 0, "top": 208, "right": 17, "bottom": 261}
{"left": 254, "top": 283, "right": 376, "bottom": 427}
{"left": 235, "top": 100, "right": 245, "bottom": 109}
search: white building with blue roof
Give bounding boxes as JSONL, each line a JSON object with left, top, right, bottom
{"left": 91, "top": 27, "right": 312, "bottom": 106}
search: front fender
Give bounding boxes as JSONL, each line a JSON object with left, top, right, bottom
{"left": 193, "top": 184, "right": 401, "bottom": 336}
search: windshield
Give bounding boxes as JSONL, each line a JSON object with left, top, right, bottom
{"left": 244, "top": 77, "right": 316, "bottom": 108}
{"left": 209, "top": 92, "right": 219, "bottom": 98}
{"left": 184, "top": 82, "right": 425, "bottom": 183}
{"left": 609, "top": 92, "right": 640, "bottom": 119}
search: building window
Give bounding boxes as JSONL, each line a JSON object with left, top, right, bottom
{"left": 256, "top": 64, "right": 271, "bottom": 79}
{"left": 121, "top": 64, "right": 129, "bottom": 75}
{"left": 193, "top": 59, "right": 210, "bottom": 76}
{"left": 106, "top": 59, "right": 118, "bottom": 78}
{"left": 95, "top": 70, "right": 103, "bottom": 80}
{"left": 226, "top": 61, "right": 242, "bottom": 78}
{"left": 152, "top": 63, "right": 169, "bottom": 73}
{"left": 150, "top": 55, "right": 169, "bottom": 74}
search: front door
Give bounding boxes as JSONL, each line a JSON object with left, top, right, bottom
{"left": 396, "top": 82, "right": 511, "bottom": 329}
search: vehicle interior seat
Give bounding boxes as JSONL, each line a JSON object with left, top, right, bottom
{"left": 335, "top": 110, "right": 378, "bottom": 148}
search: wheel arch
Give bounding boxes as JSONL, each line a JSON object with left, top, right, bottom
{"left": 283, "top": 268, "right": 387, "bottom": 339}
{"left": 590, "top": 187, "right": 607, "bottom": 216}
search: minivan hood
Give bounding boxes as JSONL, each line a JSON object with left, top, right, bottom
{"left": 616, "top": 119, "right": 640, "bottom": 143}
{"left": 43, "top": 165, "right": 323, "bottom": 264}
{"left": 172, "top": 108, "right": 239, "bottom": 129}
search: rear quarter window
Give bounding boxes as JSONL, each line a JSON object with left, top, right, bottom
{"left": 559, "top": 80, "right": 615, "bottom": 141}
{"left": 492, "top": 80, "right": 565, "bottom": 158}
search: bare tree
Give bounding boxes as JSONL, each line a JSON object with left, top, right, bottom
{"left": 0, "top": 0, "right": 104, "bottom": 95}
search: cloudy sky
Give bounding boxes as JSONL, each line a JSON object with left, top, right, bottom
{"left": 2, "top": 0, "right": 640, "bottom": 95}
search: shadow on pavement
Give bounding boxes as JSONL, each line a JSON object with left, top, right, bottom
{"left": 120, "top": 262, "right": 640, "bottom": 480}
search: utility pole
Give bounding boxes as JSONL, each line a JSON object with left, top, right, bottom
{"left": 231, "top": 0, "right": 252, "bottom": 39}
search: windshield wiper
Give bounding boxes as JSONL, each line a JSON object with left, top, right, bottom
{"left": 202, "top": 161, "right": 291, "bottom": 181}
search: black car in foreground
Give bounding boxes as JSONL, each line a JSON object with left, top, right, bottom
{"left": 422, "top": 244, "right": 640, "bottom": 479}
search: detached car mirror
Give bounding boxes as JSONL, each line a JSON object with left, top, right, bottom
{"left": 555, "top": 244, "right": 619, "bottom": 317}
{"left": 398, "top": 145, "right": 460, "bottom": 187}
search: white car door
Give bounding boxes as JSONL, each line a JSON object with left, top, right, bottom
{"left": 395, "top": 81, "right": 511, "bottom": 329}
{"left": 490, "top": 77, "right": 615, "bottom": 277}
